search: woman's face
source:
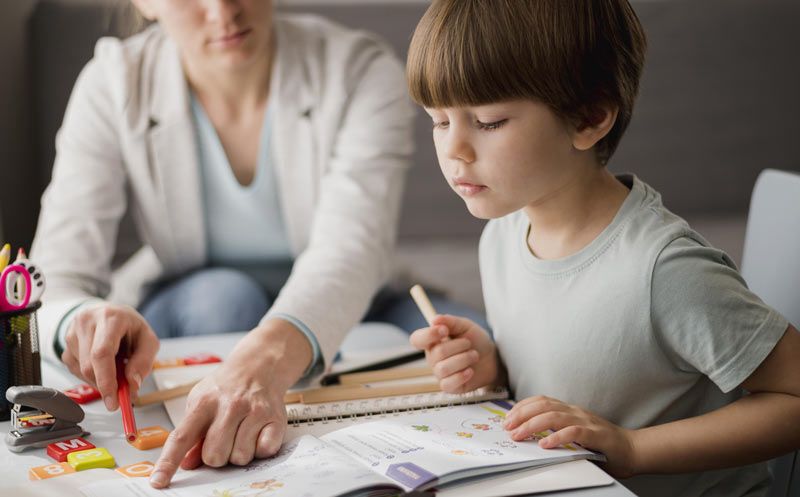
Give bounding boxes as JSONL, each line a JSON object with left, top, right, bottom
{"left": 132, "top": 0, "right": 273, "bottom": 70}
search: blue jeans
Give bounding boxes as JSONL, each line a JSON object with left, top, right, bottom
{"left": 139, "top": 267, "right": 490, "bottom": 340}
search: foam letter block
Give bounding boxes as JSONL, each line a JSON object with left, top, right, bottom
{"left": 116, "top": 461, "right": 156, "bottom": 478}
{"left": 64, "top": 384, "right": 101, "bottom": 404}
{"left": 130, "top": 426, "right": 170, "bottom": 450}
{"left": 46, "top": 437, "right": 95, "bottom": 462}
{"left": 153, "top": 357, "right": 185, "bottom": 369}
{"left": 183, "top": 353, "right": 222, "bottom": 365}
{"left": 29, "top": 462, "right": 76, "bottom": 480}
{"left": 67, "top": 447, "right": 116, "bottom": 471}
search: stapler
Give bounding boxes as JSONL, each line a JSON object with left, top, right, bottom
{"left": 4, "top": 385, "right": 88, "bottom": 452}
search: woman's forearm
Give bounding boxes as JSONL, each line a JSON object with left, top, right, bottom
{"left": 631, "top": 392, "right": 800, "bottom": 475}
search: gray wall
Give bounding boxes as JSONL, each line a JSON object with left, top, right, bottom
{"left": 0, "top": 0, "right": 428, "bottom": 245}
{"left": 0, "top": 0, "right": 37, "bottom": 246}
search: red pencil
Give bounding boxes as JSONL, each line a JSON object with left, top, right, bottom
{"left": 116, "top": 344, "right": 138, "bottom": 443}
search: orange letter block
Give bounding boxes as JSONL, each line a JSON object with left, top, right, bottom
{"left": 130, "top": 426, "right": 170, "bottom": 450}
{"left": 116, "top": 461, "right": 156, "bottom": 478}
{"left": 153, "top": 357, "right": 185, "bottom": 369}
{"left": 29, "top": 462, "right": 76, "bottom": 480}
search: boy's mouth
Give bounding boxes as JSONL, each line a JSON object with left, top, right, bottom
{"left": 453, "top": 178, "right": 488, "bottom": 196}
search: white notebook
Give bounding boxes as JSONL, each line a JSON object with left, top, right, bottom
{"left": 80, "top": 401, "right": 606, "bottom": 497}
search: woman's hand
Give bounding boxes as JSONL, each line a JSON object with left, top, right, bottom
{"left": 61, "top": 304, "right": 159, "bottom": 410}
{"left": 410, "top": 314, "right": 502, "bottom": 393}
{"left": 503, "top": 395, "right": 637, "bottom": 478}
{"left": 150, "top": 319, "right": 313, "bottom": 488}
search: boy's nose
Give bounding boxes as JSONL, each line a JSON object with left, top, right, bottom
{"left": 443, "top": 129, "right": 476, "bottom": 164}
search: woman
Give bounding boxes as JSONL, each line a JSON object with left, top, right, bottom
{"left": 29, "top": 0, "right": 458, "bottom": 488}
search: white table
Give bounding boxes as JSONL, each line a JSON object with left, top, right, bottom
{"left": 1, "top": 326, "right": 636, "bottom": 496}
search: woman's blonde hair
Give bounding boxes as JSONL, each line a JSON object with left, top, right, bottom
{"left": 406, "top": 0, "right": 647, "bottom": 164}
{"left": 107, "top": 1, "right": 151, "bottom": 38}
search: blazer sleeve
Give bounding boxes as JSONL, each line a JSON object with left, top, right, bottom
{"left": 30, "top": 40, "right": 128, "bottom": 363}
{"left": 264, "top": 41, "right": 415, "bottom": 373}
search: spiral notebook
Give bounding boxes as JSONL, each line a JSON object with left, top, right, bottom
{"left": 151, "top": 363, "right": 510, "bottom": 429}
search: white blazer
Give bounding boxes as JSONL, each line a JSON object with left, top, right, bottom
{"left": 31, "top": 15, "right": 415, "bottom": 368}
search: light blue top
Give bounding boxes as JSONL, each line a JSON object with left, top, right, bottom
{"left": 190, "top": 95, "right": 323, "bottom": 378}
{"left": 190, "top": 96, "right": 291, "bottom": 264}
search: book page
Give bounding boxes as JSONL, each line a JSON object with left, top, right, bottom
{"left": 320, "top": 401, "right": 602, "bottom": 492}
{"left": 80, "top": 435, "right": 400, "bottom": 497}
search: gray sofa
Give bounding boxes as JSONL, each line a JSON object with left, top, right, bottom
{"left": 11, "top": 0, "right": 800, "bottom": 313}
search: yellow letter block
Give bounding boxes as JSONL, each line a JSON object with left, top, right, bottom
{"left": 116, "top": 461, "right": 155, "bottom": 478}
{"left": 29, "top": 462, "right": 76, "bottom": 480}
{"left": 67, "top": 447, "right": 116, "bottom": 471}
{"left": 130, "top": 426, "right": 170, "bottom": 450}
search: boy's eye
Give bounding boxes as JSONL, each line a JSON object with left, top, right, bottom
{"left": 432, "top": 121, "right": 450, "bottom": 130}
{"left": 477, "top": 119, "right": 508, "bottom": 130}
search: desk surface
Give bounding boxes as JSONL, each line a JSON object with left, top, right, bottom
{"left": 1, "top": 327, "right": 636, "bottom": 496}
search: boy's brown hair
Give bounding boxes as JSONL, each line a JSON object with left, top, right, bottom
{"left": 407, "top": 0, "right": 647, "bottom": 164}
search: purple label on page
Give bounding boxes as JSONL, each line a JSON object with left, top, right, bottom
{"left": 491, "top": 399, "right": 514, "bottom": 411}
{"left": 385, "top": 462, "right": 437, "bottom": 489}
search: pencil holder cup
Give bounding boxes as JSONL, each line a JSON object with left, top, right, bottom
{"left": 0, "top": 301, "right": 42, "bottom": 421}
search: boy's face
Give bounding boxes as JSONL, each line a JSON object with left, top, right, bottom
{"left": 425, "top": 99, "right": 591, "bottom": 219}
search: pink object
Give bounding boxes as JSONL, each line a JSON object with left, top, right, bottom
{"left": 0, "top": 264, "right": 31, "bottom": 312}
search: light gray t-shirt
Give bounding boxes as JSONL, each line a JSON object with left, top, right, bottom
{"left": 479, "top": 174, "right": 788, "bottom": 497}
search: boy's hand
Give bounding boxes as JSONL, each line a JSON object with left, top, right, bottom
{"left": 504, "top": 395, "right": 637, "bottom": 478}
{"left": 410, "top": 314, "right": 500, "bottom": 393}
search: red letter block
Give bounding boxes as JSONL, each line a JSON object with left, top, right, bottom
{"left": 183, "top": 353, "right": 222, "bottom": 365}
{"left": 47, "top": 437, "right": 95, "bottom": 462}
{"left": 64, "top": 384, "right": 101, "bottom": 404}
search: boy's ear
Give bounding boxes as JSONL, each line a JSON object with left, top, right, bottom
{"left": 131, "top": 0, "right": 157, "bottom": 21}
{"left": 571, "top": 105, "right": 619, "bottom": 152}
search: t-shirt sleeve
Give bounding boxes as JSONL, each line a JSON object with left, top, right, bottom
{"left": 650, "top": 236, "right": 789, "bottom": 393}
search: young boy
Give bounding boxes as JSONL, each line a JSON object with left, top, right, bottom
{"left": 405, "top": 1, "right": 800, "bottom": 496}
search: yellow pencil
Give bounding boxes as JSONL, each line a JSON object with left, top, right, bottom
{"left": 0, "top": 243, "right": 10, "bottom": 272}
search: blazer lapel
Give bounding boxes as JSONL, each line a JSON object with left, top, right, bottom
{"left": 271, "top": 19, "right": 317, "bottom": 254}
{"left": 146, "top": 38, "right": 206, "bottom": 275}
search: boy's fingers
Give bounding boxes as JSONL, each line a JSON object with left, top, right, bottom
{"left": 431, "top": 314, "right": 477, "bottom": 338}
{"left": 151, "top": 410, "right": 211, "bottom": 488}
{"left": 429, "top": 338, "right": 472, "bottom": 364}
{"left": 433, "top": 349, "right": 480, "bottom": 379}
{"left": 439, "top": 368, "right": 473, "bottom": 393}
{"left": 540, "top": 425, "right": 587, "bottom": 449}
{"left": 409, "top": 326, "right": 447, "bottom": 349}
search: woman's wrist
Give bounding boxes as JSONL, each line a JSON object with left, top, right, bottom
{"left": 231, "top": 318, "right": 314, "bottom": 392}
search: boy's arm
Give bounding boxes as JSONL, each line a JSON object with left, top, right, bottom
{"left": 631, "top": 323, "right": 800, "bottom": 474}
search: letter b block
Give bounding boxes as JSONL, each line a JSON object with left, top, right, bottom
{"left": 67, "top": 447, "right": 116, "bottom": 471}
{"left": 29, "top": 462, "right": 76, "bottom": 480}
{"left": 46, "top": 437, "right": 95, "bottom": 462}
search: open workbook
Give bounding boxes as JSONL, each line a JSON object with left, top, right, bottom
{"left": 79, "top": 401, "right": 604, "bottom": 497}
